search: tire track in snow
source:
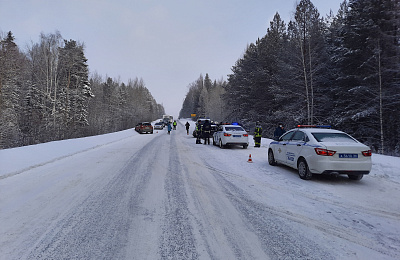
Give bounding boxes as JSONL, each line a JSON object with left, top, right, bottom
{"left": 203, "top": 161, "right": 335, "bottom": 260}
{"left": 159, "top": 133, "right": 199, "bottom": 260}
{"left": 23, "top": 134, "right": 163, "bottom": 260}
{"left": 202, "top": 162, "right": 400, "bottom": 259}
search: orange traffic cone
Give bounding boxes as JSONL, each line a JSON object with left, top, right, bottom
{"left": 248, "top": 154, "right": 253, "bottom": 163}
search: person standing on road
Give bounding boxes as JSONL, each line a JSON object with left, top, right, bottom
{"left": 202, "top": 120, "right": 211, "bottom": 145}
{"left": 274, "top": 123, "right": 286, "bottom": 140}
{"left": 167, "top": 122, "right": 172, "bottom": 134}
{"left": 196, "top": 120, "right": 202, "bottom": 144}
{"left": 173, "top": 120, "right": 177, "bottom": 130}
{"left": 254, "top": 121, "right": 262, "bottom": 147}
{"left": 185, "top": 121, "right": 190, "bottom": 135}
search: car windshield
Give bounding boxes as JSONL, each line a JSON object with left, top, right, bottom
{"left": 312, "top": 133, "right": 357, "bottom": 143}
{"left": 225, "top": 126, "right": 244, "bottom": 131}
{"left": 280, "top": 131, "right": 295, "bottom": 141}
{"left": 143, "top": 123, "right": 151, "bottom": 126}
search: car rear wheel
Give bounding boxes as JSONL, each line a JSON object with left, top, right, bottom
{"left": 348, "top": 174, "right": 363, "bottom": 180}
{"left": 219, "top": 140, "right": 225, "bottom": 149}
{"left": 298, "top": 158, "right": 312, "bottom": 180}
{"left": 243, "top": 144, "right": 248, "bottom": 149}
{"left": 268, "top": 149, "right": 277, "bottom": 166}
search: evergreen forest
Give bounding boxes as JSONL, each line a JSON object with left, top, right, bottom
{"left": 0, "top": 31, "right": 164, "bottom": 149}
{"left": 179, "top": 0, "right": 400, "bottom": 156}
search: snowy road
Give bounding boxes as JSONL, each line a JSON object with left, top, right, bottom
{"left": 1, "top": 120, "right": 399, "bottom": 259}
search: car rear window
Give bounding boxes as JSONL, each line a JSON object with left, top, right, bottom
{"left": 312, "top": 133, "right": 357, "bottom": 143}
{"left": 143, "top": 123, "right": 151, "bottom": 126}
{"left": 225, "top": 126, "right": 244, "bottom": 131}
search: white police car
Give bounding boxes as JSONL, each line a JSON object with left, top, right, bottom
{"left": 213, "top": 124, "right": 249, "bottom": 149}
{"left": 268, "top": 125, "right": 372, "bottom": 180}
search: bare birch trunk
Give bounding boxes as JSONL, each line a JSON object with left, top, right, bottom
{"left": 378, "top": 41, "right": 384, "bottom": 154}
{"left": 308, "top": 40, "right": 314, "bottom": 125}
{"left": 299, "top": 37, "right": 311, "bottom": 124}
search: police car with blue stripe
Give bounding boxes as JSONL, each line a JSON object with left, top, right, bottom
{"left": 268, "top": 125, "right": 372, "bottom": 180}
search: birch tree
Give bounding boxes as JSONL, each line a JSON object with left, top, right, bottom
{"left": 293, "top": 0, "right": 325, "bottom": 124}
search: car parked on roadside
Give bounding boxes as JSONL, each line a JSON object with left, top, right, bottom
{"left": 268, "top": 125, "right": 372, "bottom": 180}
{"left": 154, "top": 122, "right": 164, "bottom": 130}
{"left": 135, "top": 122, "right": 153, "bottom": 134}
{"left": 213, "top": 124, "right": 249, "bottom": 149}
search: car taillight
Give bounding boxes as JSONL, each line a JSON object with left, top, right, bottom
{"left": 315, "top": 148, "right": 336, "bottom": 156}
{"left": 362, "top": 150, "right": 372, "bottom": 156}
{"left": 243, "top": 134, "right": 248, "bottom": 137}
{"left": 224, "top": 133, "right": 231, "bottom": 137}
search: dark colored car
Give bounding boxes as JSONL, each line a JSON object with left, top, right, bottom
{"left": 135, "top": 122, "right": 153, "bottom": 134}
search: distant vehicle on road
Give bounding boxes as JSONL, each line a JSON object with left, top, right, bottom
{"left": 163, "top": 115, "right": 173, "bottom": 125}
{"left": 213, "top": 124, "right": 249, "bottom": 149}
{"left": 154, "top": 122, "right": 164, "bottom": 130}
{"left": 135, "top": 122, "right": 153, "bottom": 134}
{"left": 268, "top": 125, "right": 372, "bottom": 180}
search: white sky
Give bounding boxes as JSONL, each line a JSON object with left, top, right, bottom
{"left": 0, "top": 0, "right": 343, "bottom": 118}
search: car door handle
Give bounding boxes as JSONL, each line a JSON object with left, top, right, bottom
{"left": 283, "top": 143, "right": 286, "bottom": 146}
{"left": 297, "top": 144, "right": 301, "bottom": 146}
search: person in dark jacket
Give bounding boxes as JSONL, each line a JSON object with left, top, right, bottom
{"left": 202, "top": 120, "right": 211, "bottom": 145}
{"left": 274, "top": 123, "right": 286, "bottom": 140}
{"left": 254, "top": 121, "right": 262, "bottom": 147}
{"left": 185, "top": 121, "right": 190, "bottom": 135}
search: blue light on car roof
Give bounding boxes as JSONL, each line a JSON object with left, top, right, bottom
{"left": 231, "top": 122, "right": 239, "bottom": 125}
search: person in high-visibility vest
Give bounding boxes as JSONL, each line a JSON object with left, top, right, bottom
{"left": 196, "top": 120, "right": 202, "bottom": 144}
{"left": 173, "top": 120, "right": 177, "bottom": 130}
{"left": 254, "top": 121, "right": 262, "bottom": 147}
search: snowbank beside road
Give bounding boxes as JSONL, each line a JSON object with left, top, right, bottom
{"left": 0, "top": 129, "right": 137, "bottom": 179}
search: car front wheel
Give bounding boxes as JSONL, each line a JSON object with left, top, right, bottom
{"left": 268, "top": 149, "right": 277, "bottom": 166}
{"left": 298, "top": 158, "right": 312, "bottom": 180}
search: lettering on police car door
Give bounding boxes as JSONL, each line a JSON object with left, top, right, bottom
{"left": 286, "top": 152, "right": 295, "bottom": 161}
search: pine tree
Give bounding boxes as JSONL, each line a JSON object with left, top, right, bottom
{"left": 58, "top": 40, "right": 93, "bottom": 138}
{"left": 0, "top": 31, "right": 24, "bottom": 148}
{"left": 336, "top": 0, "right": 400, "bottom": 153}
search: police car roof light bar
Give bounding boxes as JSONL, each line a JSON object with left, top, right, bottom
{"left": 297, "top": 125, "right": 331, "bottom": 128}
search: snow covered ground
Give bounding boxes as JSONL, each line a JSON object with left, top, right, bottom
{"left": 0, "top": 119, "right": 399, "bottom": 259}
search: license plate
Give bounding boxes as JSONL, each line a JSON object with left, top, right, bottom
{"left": 339, "top": 154, "right": 358, "bottom": 158}
{"left": 233, "top": 135, "right": 241, "bottom": 138}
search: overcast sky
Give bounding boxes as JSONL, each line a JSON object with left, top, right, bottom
{"left": 1, "top": 0, "right": 343, "bottom": 118}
